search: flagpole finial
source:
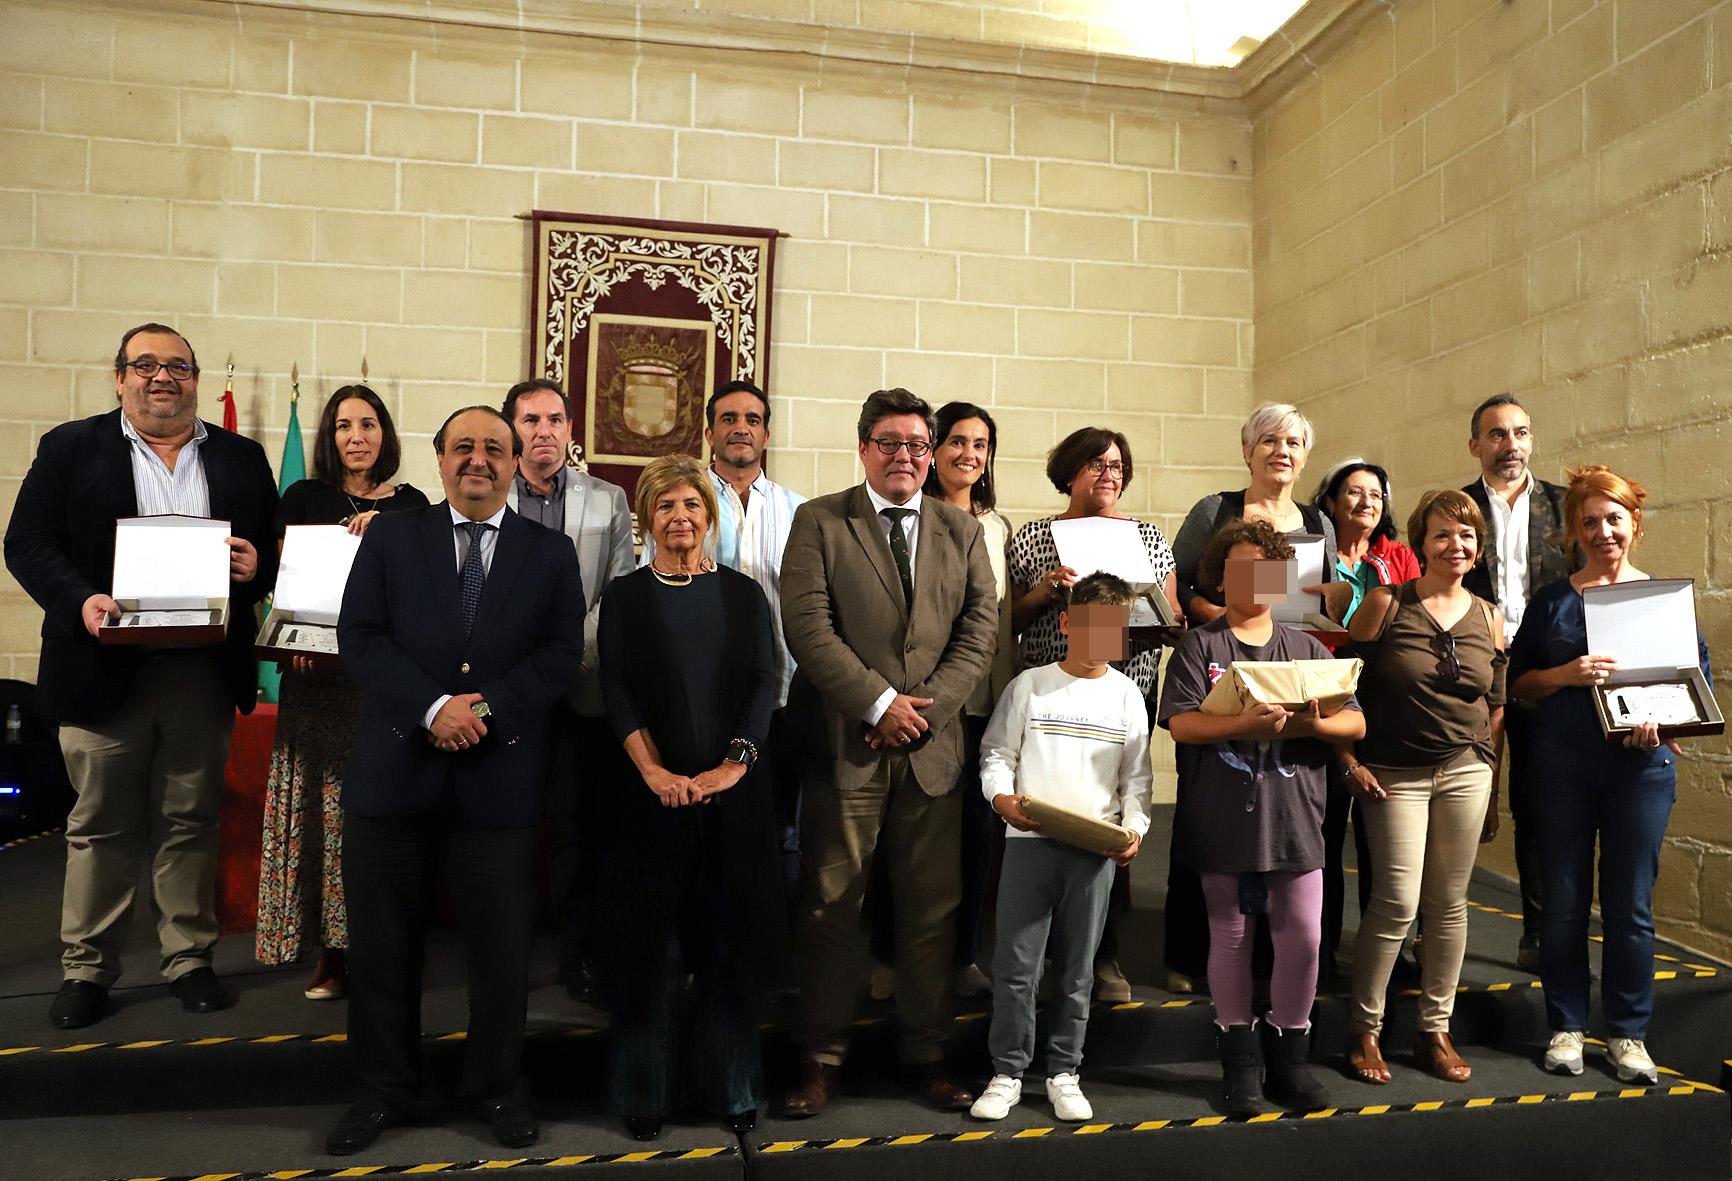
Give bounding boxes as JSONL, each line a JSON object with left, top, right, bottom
{"left": 360, "top": 356, "right": 369, "bottom": 381}
{"left": 290, "top": 362, "right": 300, "bottom": 403}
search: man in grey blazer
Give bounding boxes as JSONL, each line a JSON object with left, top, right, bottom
{"left": 503, "top": 379, "right": 635, "bottom": 998}
{"left": 777, "top": 388, "right": 998, "bottom": 1117}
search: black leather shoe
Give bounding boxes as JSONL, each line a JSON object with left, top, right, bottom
{"left": 49, "top": 980, "right": 108, "bottom": 1030}
{"left": 724, "top": 1108, "right": 757, "bottom": 1134}
{"left": 480, "top": 1096, "right": 538, "bottom": 1149}
{"left": 325, "top": 1103, "right": 397, "bottom": 1155}
{"left": 624, "top": 1116, "right": 663, "bottom": 1141}
{"left": 169, "top": 967, "right": 234, "bottom": 1013}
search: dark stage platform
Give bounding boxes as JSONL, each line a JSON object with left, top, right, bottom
{"left": 2, "top": 809, "right": 1728, "bottom": 1180}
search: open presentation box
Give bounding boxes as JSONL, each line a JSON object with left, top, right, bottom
{"left": 1049, "top": 515, "right": 1179, "bottom": 631}
{"left": 1583, "top": 578, "right": 1722, "bottom": 741}
{"left": 98, "top": 514, "right": 230, "bottom": 647}
{"left": 1276, "top": 533, "right": 1350, "bottom": 648}
{"left": 254, "top": 525, "right": 363, "bottom": 671}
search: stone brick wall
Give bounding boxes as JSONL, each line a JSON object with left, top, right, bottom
{"left": 1253, "top": 0, "right": 1732, "bottom": 956}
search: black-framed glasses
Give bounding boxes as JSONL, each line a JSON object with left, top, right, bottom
{"left": 124, "top": 359, "right": 199, "bottom": 380}
{"left": 1429, "top": 631, "right": 1461, "bottom": 682}
{"left": 1085, "top": 459, "right": 1126, "bottom": 477}
{"left": 869, "top": 437, "right": 932, "bottom": 458}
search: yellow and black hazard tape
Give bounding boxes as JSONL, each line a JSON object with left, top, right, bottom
{"left": 753, "top": 1083, "right": 1718, "bottom": 1157}
{"left": 103, "top": 1144, "right": 738, "bottom": 1181}
{"left": 0, "top": 826, "right": 60, "bottom": 853}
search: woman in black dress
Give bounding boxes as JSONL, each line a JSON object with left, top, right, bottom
{"left": 597, "top": 454, "right": 785, "bottom": 1140}
{"left": 255, "top": 385, "right": 427, "bottom": 999}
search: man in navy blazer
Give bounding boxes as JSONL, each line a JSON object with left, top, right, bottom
{"left": 4, "top": 322, "right": 277, "bottom": 1031}
{"left": 327, "top": 405, "right": 583, "bottom": 1156}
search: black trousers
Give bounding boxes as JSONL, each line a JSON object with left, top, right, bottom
{"left": 343, "top": 811, "right": 536, "bottom": 1111}
{"left": 1504, "top": 703, "right": 1544, "bottom": 942}
{"left": 546, "top": 711, "right": 616, "bottom": 971}
{"left": 1320, "top": 783, "right": 1374, "bottom": 974}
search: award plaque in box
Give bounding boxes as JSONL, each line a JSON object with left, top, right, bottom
{"left": 1049, "top": 516, "right": 1180, "bottom": 633}
{"left": 98, "top": 515, "right": 231, "bottom": 646}
{"left": 254, "top": 525, "right": 363, "bottom": 670}
{"left": 1272, "top": 533, "right": 1350, "bottom": 648}
{"left": 1582, "top": 578, "right": 1722, "bottom": 741}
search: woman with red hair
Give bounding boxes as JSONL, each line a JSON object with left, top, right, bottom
{"left": 1508, "top": 466, "right": 1710, "bottom": 1085}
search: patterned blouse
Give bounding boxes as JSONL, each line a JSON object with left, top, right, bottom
{"left": 1007, "top": 515, "right": 1176, "bottom": 697}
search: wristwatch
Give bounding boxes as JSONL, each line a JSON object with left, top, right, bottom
{"left": 724, "top": 738, "right": 759, "bottom": 768}
{"left": 470, "top": 701, "right": 492, "bottom": 721}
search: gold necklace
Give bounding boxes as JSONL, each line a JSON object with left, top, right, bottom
{"left": 650, "top": 556, "right": 714, "bottom": 586}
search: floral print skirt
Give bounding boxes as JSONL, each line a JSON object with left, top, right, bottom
{"left": 255, "top": 670, "right": 358, "bottom": 965}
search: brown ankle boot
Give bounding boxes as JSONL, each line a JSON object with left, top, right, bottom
{"left": 776, "top": 1061, "right": 840, "bottom": 1119}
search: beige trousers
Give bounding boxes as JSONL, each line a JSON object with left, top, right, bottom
{"left": 56, "top": 651, "right": 234, "bottom": 986}
{"left": 1349, "top": 756, "right": 1493, "bottom": 1035}
{"left": 798, "top": 752, "right": 961, "bottom": 1067}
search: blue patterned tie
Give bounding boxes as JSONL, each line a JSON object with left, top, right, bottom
{"left": 458, "top": 521, "right": 492, "bottom": 637}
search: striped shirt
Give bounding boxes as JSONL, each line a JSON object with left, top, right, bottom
{"left": 121, "top": 412, "right": 210, "bottom": 517}
{"left": 643, "top": 465, "right": 807, "bottom": 708}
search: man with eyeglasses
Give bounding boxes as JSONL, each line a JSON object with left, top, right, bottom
{"left": 776, "top": 387, "right": 998, "bottom": 1117}
{"left": 4, "top": 322, "right": 279, "bottom": 1030}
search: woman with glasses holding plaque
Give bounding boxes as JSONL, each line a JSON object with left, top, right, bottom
{"left": 1006, "top": 426, "right": 1180, "bottom": 1002}
{"left": 255, "top": 385, "right": 427, "bottom": 1000}
{"left": 1336, "top": 489, "right": 1506, "bottom": 1087}
{"left": 595, "top": 454, "right": 783, "bottom": 1140}
{"left": 1508, "top": 466, "right": 1710, "bottom": 1086}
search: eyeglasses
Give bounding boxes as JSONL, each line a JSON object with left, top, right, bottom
{"left": 124, "top": 359, "right": 199, "bottom": 380}
{"left": 1084, "top": 459, "right": 1126, "bottom": 477}
{"left": 868, "top": 437, "right": 932, "bottom": 458}
{"left": 1429, "top": 631, "right": 1461, "bottom": 682}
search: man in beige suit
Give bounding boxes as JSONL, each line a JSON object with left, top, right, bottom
{"left": 776, "top": 388, "right": 998, "bottom": 1117}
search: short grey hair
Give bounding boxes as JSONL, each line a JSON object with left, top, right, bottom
{"left": 1240, "top": 402, "right": 1315, "bottom": 452}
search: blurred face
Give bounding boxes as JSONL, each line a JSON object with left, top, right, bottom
{"left": 1244, "top": 419, "right": 1308, "bottom": 488}
{"left": 437, "top": 410, "right": 515, "bottom": 516}
{"left": 1574, "top": 494, "right": 1637, "bottom": 571}
{"left": 1222, "top": 542, "right": 1291, "bottom": 612}
{"left": 1469, "top": 403, "right": 1532, "bottom": 483}
{"left": 115, "top": 331, "right": 199, "bottom": 438}
{"left": 334, "top": 397, "right": 383, "bottom": 477}
{"left": 650, "top": 481, "right": 709, "bottom": 558}
{"left": 858, "top": 413, "right": 932, "bottom": 505}
{"left": 512, "top": 390, "right": 571, "bottom": 473}
{"left": 934, "top": 416, "right": 990, "bottom": 501}
{"left": 1333, "top": 469, "right": 1385, "bottom": 535}
{"left": 1061, "top": 601, "right": 1129, "bottom": 663}
{"left": 1068, "top": 442, "right": 1124, "bottom": 517}
{"left": 705, "top": 391, "right": 769, "bottom": 472}
{"left": 1420, "top": 510, "right": 1479, "bottom": 581}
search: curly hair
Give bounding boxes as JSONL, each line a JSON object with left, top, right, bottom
{"left": 1198, "top": 518, "right": 1295, "bottom": 596}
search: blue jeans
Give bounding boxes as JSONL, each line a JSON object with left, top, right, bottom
{"left": 1537, "top": 754, "right": 1676, "bottom": 1038}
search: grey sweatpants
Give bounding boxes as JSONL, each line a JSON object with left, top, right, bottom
{"left": 988, "top": 837, "right": 1116, "bottom": 1078}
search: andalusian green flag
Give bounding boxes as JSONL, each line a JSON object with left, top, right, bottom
{"left": 257, "top": 370, "right": 308, "bottom": 704}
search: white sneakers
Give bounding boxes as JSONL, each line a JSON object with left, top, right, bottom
{"left": 1544, "top": 1031, "right": 1585, "bottom": 1075}
{"left": 969, "top": 1073, "right": 1093, "bottom": 1122}
{"left": 1045, "top": 1073, "right": 1093, "bottom": 1121}
{"left": 969, "top": 1075, "right": 1021, "bottom": 1120}
{"left": 1606, "top": 1037, "right": 1658, "bottom": 1085}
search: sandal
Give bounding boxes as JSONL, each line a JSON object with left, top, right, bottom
{"left": 1414, "top": 1031, "right": 1471, "bottom": 1083}
{"left": 1345, "top": 1032, "right": 1391, "bottom": 1084}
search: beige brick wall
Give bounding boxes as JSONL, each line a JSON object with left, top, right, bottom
{"left": 0, "top": 0, "right": 1261, "bottom": 803}
{"left": 1254, "top": 0, "right": 1732, "bottom": 956}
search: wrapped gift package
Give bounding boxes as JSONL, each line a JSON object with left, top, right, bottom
{"left": 1199, "top": 657, "right": 1364, "bottom": 716}
{"left": 1019, "top": 795, "right": 1134, "bottom": 857}
{"left": 99, "top": 515, "right": 231, "bottom": 647}
{"left": 254, "top": 525, "right": 363, "bottom": 670}
{"left": 1583, "top": 578, "right": 1722, "bottom": 740}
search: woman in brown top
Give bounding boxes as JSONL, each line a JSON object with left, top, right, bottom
{"left": 1338, "top": 489, "right": 1506, "bottom": 1086}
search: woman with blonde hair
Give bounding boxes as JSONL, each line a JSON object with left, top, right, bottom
{"left": 1338, "top": 489, "right": 1506, "bottom": 1086}
{"left": 1508, "top": 466, "right": 1710, "bottom": 1085}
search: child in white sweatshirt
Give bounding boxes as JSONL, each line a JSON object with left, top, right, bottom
{"left": 969, "top": 573, "right": 1153, "bottom": 1123}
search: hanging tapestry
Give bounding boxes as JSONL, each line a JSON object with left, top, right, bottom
{"left": 529, "top": 211, "right": 780, "bottom": 500}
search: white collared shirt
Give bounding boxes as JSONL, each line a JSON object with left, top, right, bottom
{"left": 120, "top": 413, "right": 210, "bottom": 516}
{"left": 862, "top": 483, "right": 923, "bottom": 727}
{"left": 1482, "top": 472, "right": 1533, "bottom": 633}
{"left": 423, "top": 502, "right": 509, "bottom": 730}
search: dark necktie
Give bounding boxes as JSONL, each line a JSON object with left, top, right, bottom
{"left": 881, "top": 507, "right": 915, "bottom": 608}
{"left": 458, "top": 521, "right": 492, "bottom": 637}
